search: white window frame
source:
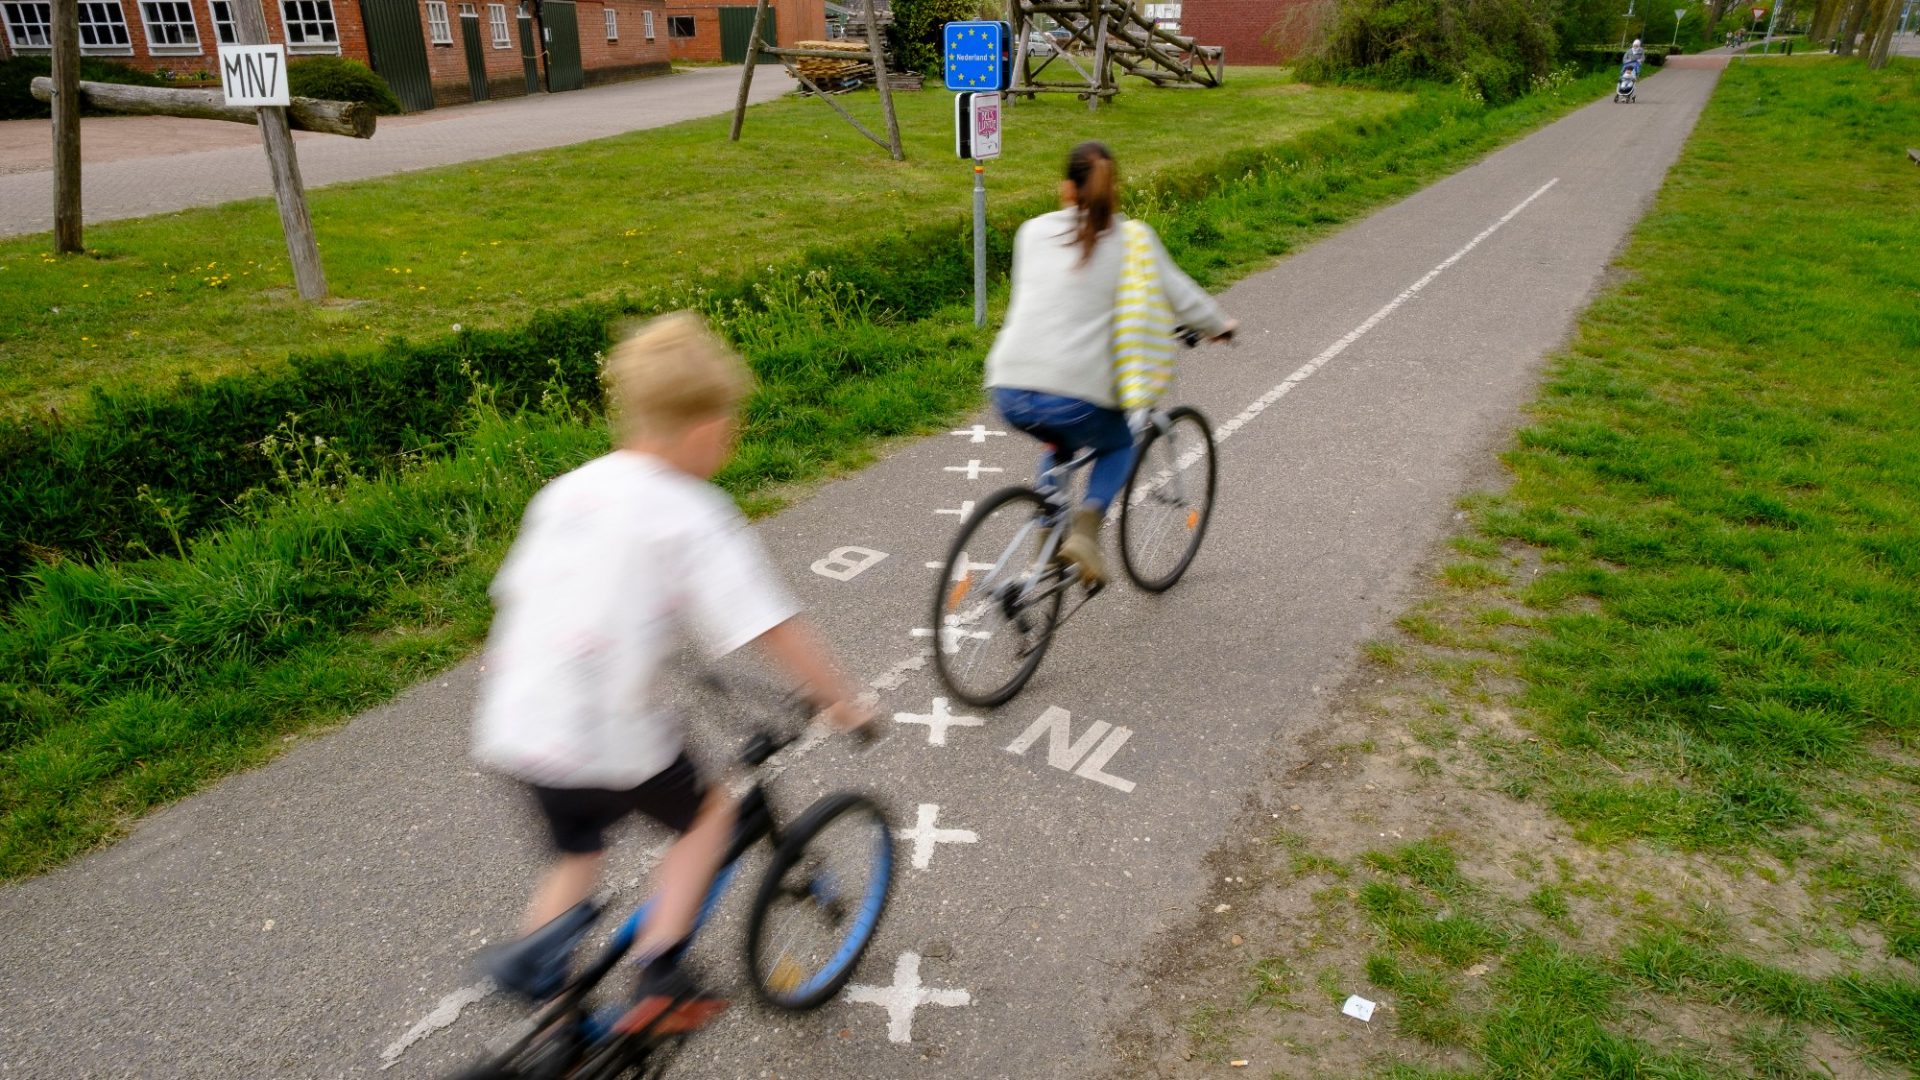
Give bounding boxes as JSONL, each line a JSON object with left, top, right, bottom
{"left": 279, "top": 0, "right": 338, "bottom": 52}
{"left": 486, "top": 1, "right": 508, "bottom": 45}
{"left": 602, "top": 4, "right": 614, "bottom": 40}
{"left": 137, "top": 0, "right": 201, "bottom": 53}
{"left": 209, "top": 0, "right": 236, "bottom": 42}
{"left": 1, "top": 1, "right": 53, "bottom": 49}
{"left": 425, "top": 0, "right": 450, "bottom": 42}
{"left": 75, "top": 0, "right": 133, "bottom": 53}
{"left": 641, "top": 7, "right": 651, "bottom": 40}
{"left": 665, "top": 12, "right": 691, "bottom": 38}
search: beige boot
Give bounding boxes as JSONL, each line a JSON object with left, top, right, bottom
{"left": 1056, "top": 508, "right": 1107, "bottom": 586}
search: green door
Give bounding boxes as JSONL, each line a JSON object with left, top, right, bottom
{"left": 518, "top": 6, "right": 540, "bottom": 93}
{"left": 358, "top": 0, "right": 434, "bottom": 111}
{"left": 542, "top": 0, "right": 585, "bottom": 91}
{"left": 719, "top": 5, "right": 776, "bottom": 63}
{"left": 459, "top": 5, "right": 490, "bottom": 101}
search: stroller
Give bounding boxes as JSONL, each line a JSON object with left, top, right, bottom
{"left": 1614, "top": 60, "right": 1640, "bottom": 103}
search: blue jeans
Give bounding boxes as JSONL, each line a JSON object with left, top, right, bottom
{"left": 992, "top": 388, "right": 1135, "bottom": 513}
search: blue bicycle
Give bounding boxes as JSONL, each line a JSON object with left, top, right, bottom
{"left": 450, "top": 693, "right": 895, "bottom": 1079}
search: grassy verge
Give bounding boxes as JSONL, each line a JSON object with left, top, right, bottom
{"left": 0, "top": 72, "right": 1617, "bottom": 879}
{"left": 0, "top": 70, "right": 1389, "bottom": 415}
{"left": 1118, "top": 58, "right": 1920, "bottom": 1079}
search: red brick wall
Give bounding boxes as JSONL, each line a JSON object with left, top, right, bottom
{"left": 661, "top": 0, "right": 824, "bottom": 61}
{"left": 424, "top": 1, "right": 531, "bottom": 103}
{"left": 575, "top": 0, "right": 670, "bottom": 81}
{"left": 661, "top": 6, "right": 722, "bottom": 60}
{"left": 35, "top": 0, "right": 375, "bottom": 77}
{"left": 1178, "top": 0, "right": 1316, "bottom": 66}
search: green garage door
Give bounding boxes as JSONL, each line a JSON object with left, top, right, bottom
{"left": 543, "top": 0, "right": 585, "bottom": 91}
{"left": 359, "top": 0, "right": 435, "bottom": 111}
{"left": 719, "top": 5, "right": 777, "bottom": 63}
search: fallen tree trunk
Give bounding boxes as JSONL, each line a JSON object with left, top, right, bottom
{"left": 30, "top": 78, "right": 376, "bottom": 138}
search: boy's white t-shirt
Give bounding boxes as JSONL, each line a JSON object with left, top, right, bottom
{"left": 472, "top": 451, "right": 798, "bottom": 789}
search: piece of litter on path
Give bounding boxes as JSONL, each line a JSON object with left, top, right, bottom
{"left": 1230, "top": 1060, "right": 1249, "bottom": 1068}
{"left": 1214, "top": 904, "right": 1231, "bottom": 913}
{"left": 1342, "top": 995, "right": 1377, "bottom": 1022}
{"left": 1466, "top": 963, "right": 1489, "bottom": 978}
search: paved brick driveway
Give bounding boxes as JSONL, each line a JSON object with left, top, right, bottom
{"left": 0, "top": 65, "right": 792, "bottom": 238}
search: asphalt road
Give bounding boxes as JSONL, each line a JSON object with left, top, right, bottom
{"left": 0, "top": 60, "right": 1726, "bottom": 1080}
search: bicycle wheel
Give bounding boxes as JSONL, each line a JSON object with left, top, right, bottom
{"left": 746, "top": 793, "right": 894, "bottom": 1011}
{"left": 1119, "top": 406, "right": 1217, "bottom": 592}
{"left": 930, "top": 486, "right": 1068, "bottom": 708}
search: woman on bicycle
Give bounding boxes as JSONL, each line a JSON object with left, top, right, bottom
{"left": 985, "top": 140, "right": 1236, "bottom": 585}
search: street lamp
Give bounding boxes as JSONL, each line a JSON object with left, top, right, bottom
{"left": 1621, "top": 0, "right": 1638, "bottom": 47}
{"left": 1672, "top": 2, "right": 1688, "bottom": 46}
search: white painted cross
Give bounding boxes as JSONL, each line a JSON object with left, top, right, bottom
{"left": 951, "top": 425, "right": 1008, "bottom": 444}
{"left": 1004, "top": 706, "right": 1137, "bottom": 793}
{"left": 844, "top": 952, "right": 972, "bottom": 1043}
{"left": 943, "top": 460, "right": 1004, "bottom": 481}
{"left": 910, "top": 624, "right": 991, "bottom": 656}
{"left": 934, "top": 500, "right": 977, "bottom": 520}
{"left": 897, "top": 803, "right": 978, "bottom": 870}
{"left": 893, "top": 697, "right": 984, "bottom": 746}
{"left": 926, "top": 552, "right": 996, "bottom": 581}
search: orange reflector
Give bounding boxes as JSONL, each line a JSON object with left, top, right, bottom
{"left": 1186, "top": 509, "right": 1200, "bottom": 530}
{"left": 947, "top": 578, "right": 972, "bottom": 609}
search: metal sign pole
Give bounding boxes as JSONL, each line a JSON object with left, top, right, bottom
{"left": 973, "top": 162, "right": 987, "bottom": 327}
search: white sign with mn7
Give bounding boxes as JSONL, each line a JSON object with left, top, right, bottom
{"left": 218, "top": 44, "right": 291, "bottom": 107}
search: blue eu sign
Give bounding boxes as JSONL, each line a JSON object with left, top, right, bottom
{"left": 943, "top": 20, "right": 1011, "bottom": 92}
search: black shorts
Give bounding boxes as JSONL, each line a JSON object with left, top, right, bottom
{"left": 529, "top": 753, "right": 708, "bottom": 854}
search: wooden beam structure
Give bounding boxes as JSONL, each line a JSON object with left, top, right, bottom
{"left": 729, "top": 0, "right": 903, "bottom": 160}
{"left": 31, "top": 80, "right": 379, "bottom": 138}
{"left": 1008, "top": 0, "right": 1223, "bottom": 106}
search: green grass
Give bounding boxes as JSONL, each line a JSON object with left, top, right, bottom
{"left": 0, "top": 71, "right": 1619, "bottom": 878}
{"left": 1468, "top": 57, "right": 1920, "bottom": 852}
{"left": 1207, "top": 58, "right": 1920, "bottom": 1079}
{"left": 0, "top": 70, "right": 1393, "bottom": 415}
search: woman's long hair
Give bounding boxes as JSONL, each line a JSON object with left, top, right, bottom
{"left": 1066, "top": 141, "right": 1117, "bottom": 267}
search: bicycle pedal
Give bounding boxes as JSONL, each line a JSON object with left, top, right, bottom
{"left": 1083, "top": 579, "right": 1106, "bottom": 598}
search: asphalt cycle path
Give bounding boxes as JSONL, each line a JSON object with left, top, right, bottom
{"left": 0, "top": 66, "right": 792, "bottom": 238}
{"left": 0, "top": 59, "right": 1726, "bottom": 1079}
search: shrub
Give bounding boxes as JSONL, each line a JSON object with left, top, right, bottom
{"left": 1300, "top": 0, "right": 1556, "bottom": 105}
{"left": 886, "top": 0, "right": 982, "bottom": 74}
{"left": 286, "top": 56, "right": 402, "bottom": 114}
{"left": 0, "top": 57, "right": 166, "bottom": 121}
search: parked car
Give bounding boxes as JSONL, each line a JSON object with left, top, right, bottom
{"left": 1046, "top": 27, "right": 1074, "bottom": 50}
{"left": 1026, "top": 31, "right": 1057, "bottom": 55}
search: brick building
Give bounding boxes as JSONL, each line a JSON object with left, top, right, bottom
{"left": 1177, "top": 0, "right": 1315, "bottom": 65}
{"left": 0, "top": 0, "right": 670, "bottom": 109}
{"left": 659, "top": 0, "right": 823, "bottom": 62}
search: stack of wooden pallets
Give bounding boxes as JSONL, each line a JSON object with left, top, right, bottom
{"left": 792, "top": 40, "right": 874, "bottom": 84}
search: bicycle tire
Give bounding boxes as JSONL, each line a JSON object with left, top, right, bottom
{"left": 745, "top": 793, "right": 894, "bottom": 1011}
{"left": 1119, "top": 406, "right": 1217, "bottom": 592}
{"left": 929, "top": 486, "right": 1067, "bottom": 708}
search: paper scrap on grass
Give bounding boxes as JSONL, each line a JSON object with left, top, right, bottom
{"left": 1341, "top": 994, "right": 1376, "bottom": 1022}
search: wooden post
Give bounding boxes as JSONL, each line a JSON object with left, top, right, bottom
{"left": 51, "top": 0, "right": 81, "bottom": 253}
{"left": 1087, "top": 1, "right": 1109, "bottom": 110}
{"left": 861, "top": 0, "right": 903, "bottom": 160}
{"left": 728, "top": 0, "right": 769, "bottom": 141}
{"left": 232, "top": 0, "right": 327, "bottom": 300}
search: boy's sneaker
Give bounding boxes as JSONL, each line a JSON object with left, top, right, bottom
{"left": 613, "top": 966, "right": 730, "bottom": 1037}
{"left": 480, "top": 899, "right": 602, "bottom": 1002}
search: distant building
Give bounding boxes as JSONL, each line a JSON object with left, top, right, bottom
{"left": 659, "top": 0, "right": 825, "bottom": 62}
{"left": 1177, "top": 0, "right": 1315, "bottom": 65}
{"left": 0, "top": 0, "right": 673, "bottom": 110}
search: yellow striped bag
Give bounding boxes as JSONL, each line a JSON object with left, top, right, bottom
{"left": 1111, "top": 219, "right": 1178, "bottom": 410}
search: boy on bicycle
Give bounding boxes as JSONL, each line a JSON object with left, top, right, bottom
{"left": 472, "top": 312, "right": 872, "bottom": 1031}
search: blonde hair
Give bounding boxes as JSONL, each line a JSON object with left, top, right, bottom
{"left": 604, "top": 311, "right": 752, "bottom": 440}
